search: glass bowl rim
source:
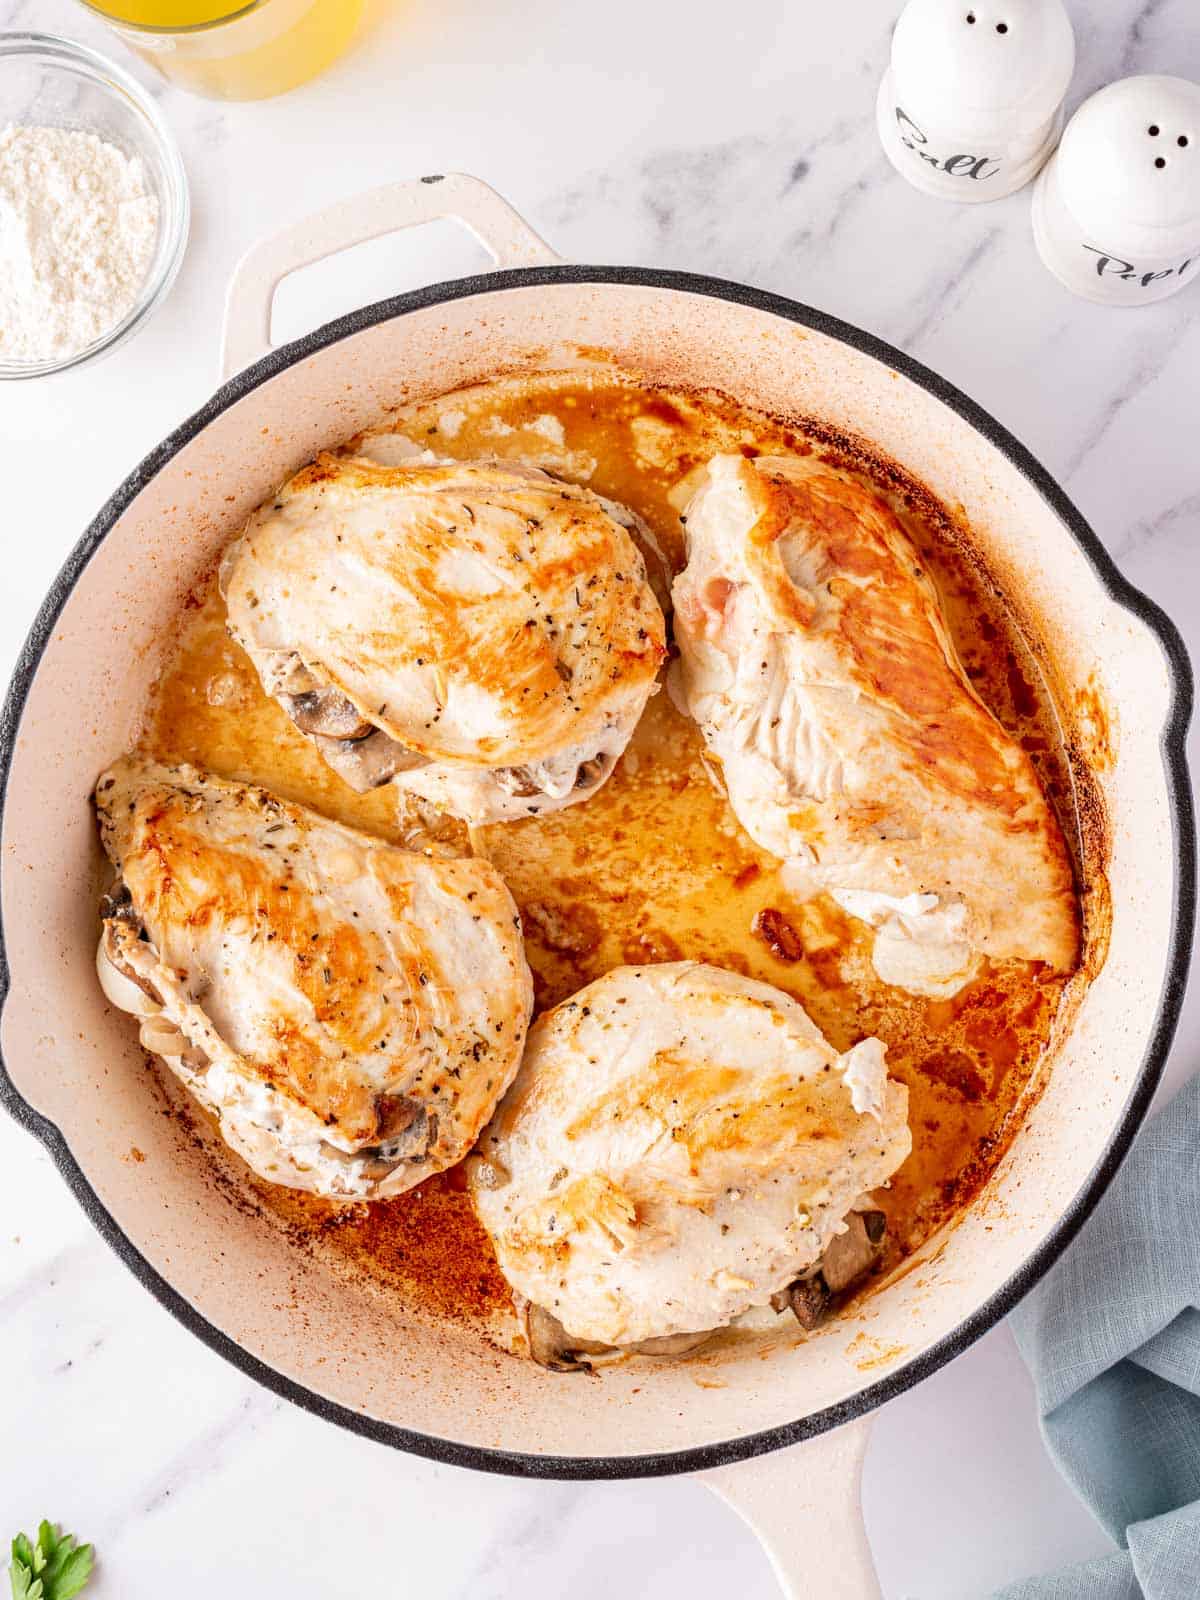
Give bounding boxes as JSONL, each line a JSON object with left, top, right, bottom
{"left": 0, "top": 30, "right": 191, "bottom": 380}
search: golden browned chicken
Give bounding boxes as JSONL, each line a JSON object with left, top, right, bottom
{"left": 470, "top": 962, "right": 910, "bottom": 1359}
{"left": 221, "top": 454, "right": 666, "bottom": 822}
{"left": 671, "top": 454, "right": 1079, "bottom": 997}
{"left": 95, "top": 757, "right": 532, "bottom": 1198}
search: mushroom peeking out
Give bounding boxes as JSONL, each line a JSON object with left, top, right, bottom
{"left": 469, "top": 962, "right": 911, "bottom": 1363}
{"left": 772, "top": 1208, "right": 888, "bottom": 1331}
{"left": 94, "top": 756, "right": 532, "bottom": 1200}
{"left": 522, "top": 1302, "right": 716, "bottom": 1372}
{"left": 522, "top": 1204, "right": 890, "bottom": 1369}
{"left": 221, "top": 454, "right": 666, "bottom": 823}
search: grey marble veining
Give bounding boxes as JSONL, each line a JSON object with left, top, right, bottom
{"left": 1117, "top": 487, "right": 1200, "bottom": 561}
{"left": 0, "top": 1, "right": 1196, "bottom": 1596}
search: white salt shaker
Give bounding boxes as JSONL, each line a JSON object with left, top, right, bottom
{"left": 877, "top": 0, "right": 1075, "bottom": 202}
{"left": 1032, "top": 75, "right": 1200, "bottom": 305}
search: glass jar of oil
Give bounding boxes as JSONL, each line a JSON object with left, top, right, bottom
{"left": 77, "top": 0, "right": 364, "bottom": 101}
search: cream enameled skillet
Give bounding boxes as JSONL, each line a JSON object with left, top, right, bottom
{"left": 0, "top": 176, "right": 1192, "bottom": 1597}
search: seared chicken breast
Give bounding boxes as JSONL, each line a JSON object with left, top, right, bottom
{"left": 221, "top": 454, "right": 667, "bottom": 823}
{"left": 470, "top": 962, "right": 910, "bottom": 1352}
{"left": 95, "top": 756, "right": 532, "bottom": 1199}
{"left": 672, "top": 455, "right": 1079, "bottom": 998}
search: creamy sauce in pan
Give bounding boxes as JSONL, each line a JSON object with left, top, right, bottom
{"left": 142, "top": 370, "right": 1084, "bottom": 1342}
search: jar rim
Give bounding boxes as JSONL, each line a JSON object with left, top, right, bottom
{"left": 73, "top": 0, "right": 264, "bottom": 37}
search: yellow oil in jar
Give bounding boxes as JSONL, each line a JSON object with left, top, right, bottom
{"left": 82, "top": 0, "right": 365, "bottom": 100}
{"left": 85, "top": 1, "right": 250, "bottom": 21}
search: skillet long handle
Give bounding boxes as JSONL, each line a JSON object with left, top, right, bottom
{"left": 220, "top": 172, "right": 562, "bottom": 381}
{"left": 700, "top": 1416, "right": 881, "bottom": 1599}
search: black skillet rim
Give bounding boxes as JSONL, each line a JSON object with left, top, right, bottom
{"left": 0, "top": 264, "right": 1193, "bottom": 1480}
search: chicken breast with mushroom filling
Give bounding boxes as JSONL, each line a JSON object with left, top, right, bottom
{"left": 94, "top": 756, "right": 532, "bottom": 1199}
{"left": 469, "top": 962, "right": 910, "bottom": 1358}
{"left": 221, "top": 454, "right": 667, "bottom": 823}
{"left": 671, "top": 454, "right": 1079, "bottom": 998}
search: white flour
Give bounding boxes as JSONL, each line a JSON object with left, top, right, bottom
{"left": 0, "top": 123, "right": 160, "bottom": 365}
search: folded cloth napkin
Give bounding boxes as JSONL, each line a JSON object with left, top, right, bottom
{"left": 996, "top": 1071, "right": 1200, "bottom": 1600}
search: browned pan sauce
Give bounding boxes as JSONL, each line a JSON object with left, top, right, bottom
{"left": 143, "top": 370, "right": 1090, "bottom": 1342}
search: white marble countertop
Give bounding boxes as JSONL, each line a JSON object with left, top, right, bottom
{"left": 0, "top": 1, "right": 1197, "bottom": 1595}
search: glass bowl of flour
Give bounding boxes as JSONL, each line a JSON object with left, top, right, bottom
{"left": 0, "top": 32, "right": 189, "bottom": 378}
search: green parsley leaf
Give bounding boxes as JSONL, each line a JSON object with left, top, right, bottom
{"left": 35, "top": 1531, "right": 56, "bottom": 1577}
{"left": 49, "top": 1549, "right": 92, "bottom": 1600}
{"left": 8, "top": 1525, "right": 93, "bottom": 1600}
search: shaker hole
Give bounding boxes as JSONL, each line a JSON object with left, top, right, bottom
{"left": 966, "top": 11, "right": 976, "bottom": 21}
{"left": 996, "top": 20, "right": 1008, "bottom": 32}
{"left": 1179, "top": 135, "right": 1190, "bottom": 147}
{"left": 1148, "top": 125, "right": 1160, "bottom": 137}
{"left": 1155, "top": 156, "right": 1167, "bottom": 169}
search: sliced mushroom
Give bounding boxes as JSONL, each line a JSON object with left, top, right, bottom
{"left": 630, "top": 1330, "right": 714, "bottom": 1358}
{"left": 375, "top": 1094, "right": 419, "bottom": 1140}
{"left": 774, "top": 1209, "right": 888, "bottom": 1331}
{"left": 99, "top": 878, "right": 139, "bottom": 926}
{"left": 493, "top": 765, "right": 543, "bottom": 799}
{"left": 524, "top": 1302, "right": 610, "bottom": 1373}
{"left": 574, "top": 755, "right": 611, "bottom": 791}
{"left": 313, "top": 727, "right": 428, "bottom": 792}
{"left": 522, "top": 1306, "right": 712, "bottom": 1369}
{"left": 318, "top": 1142, "right": 399, "bottom": 1185}
{"left": 312, "top": 1108, "right": 438, "bottom": 1186}
{"left": 777, "top": 1275, "right": 831, "bottom": 1331}
{"left": 819, "top": 1209, "right": 887, "bottom": 1294}
{"left": 282, "top": 688, "right": 374, "bottom": 741}
{"left": 256, "top": 647, "right": 428, "bottom": 789}
{"left": 372, "top": 1099, "right": 437, "bottom": 1164}
{"left": 861, "top": 1208, "right": 887, "bottom": 1244}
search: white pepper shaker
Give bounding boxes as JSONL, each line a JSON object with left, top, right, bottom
{"left": 877, "top": 0, "right": 1075, "bottom": 202}
{"left": 1032, "top": 75, "right": 1200, "bottom": 305}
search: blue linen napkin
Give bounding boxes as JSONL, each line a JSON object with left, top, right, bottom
{"left": 995, "top": 1071, "right": 1200, "bottom": 1600}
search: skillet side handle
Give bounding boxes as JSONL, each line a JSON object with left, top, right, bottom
{"left": 220, "top": 172, "right": 562, "bottom": 381}
{"left": 700, "top": 1416, "right": 881, "bottom": 1600}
